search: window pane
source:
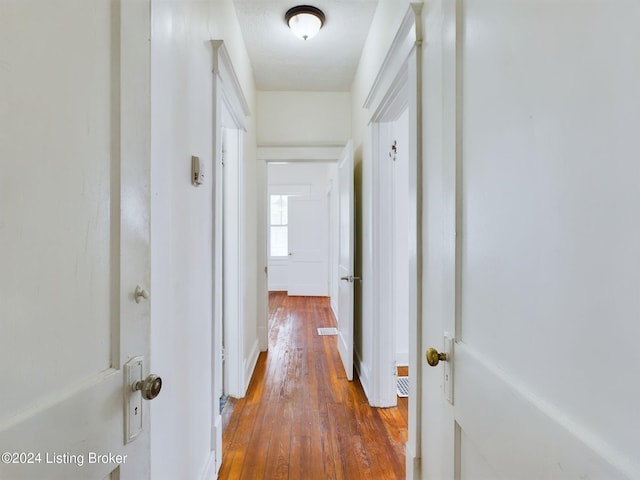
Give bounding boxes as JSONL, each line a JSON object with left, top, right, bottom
{"left": 270, "top": 195, "right": 282, "bottom": 225}
{"left": 281, "top": 195, "right": 288, "bottom": 225}
{"left": 270, "top": 226, "right": 288, "bottom": 257}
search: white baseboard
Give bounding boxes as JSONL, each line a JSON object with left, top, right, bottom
{"left": 395, "top": 351, "right": 409, "bottom": 367}
{"left": 200, "top": 450, "right": 218, "bottom": 480}
{"left": 257, "top": 323, "right": 268, "bottom": 351}
{"left": 244, "top": 339, "right": 260, "bottom": 394}
{"left": 268, "top": 284, "right": 288, "bottom": 291}
{"left": 406, "top": 442, "right": 421, "bottom": 480}
{"left": 354, "top": 350, "right": 371, "bottom": 402}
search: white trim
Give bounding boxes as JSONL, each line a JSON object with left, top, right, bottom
{"left": 210, "top": 40, "right": 250, "bottom": 129}
{"left": 256, "top": 159, "right": 269, "bottom": 352}
{"left": 330, "top": 297, "right": 338, "bottom": 320}
{"left": 244, "top": 339, "right": 260, "bottom": 394}
{"left": 395, "top": 353, "right": 409, "bottom": 367}
{"left": 354, "top": 349, "right": 371, "bottom": 402}
{"left": 362, "top": 1, "right": 423, "bottom": 475}
{"left": 223, "top": 128, "right": 246, "bottom": 400}
{"left": 210, "top": 37, "right": 250, "bottom": 478}
{"left": 200, "top": 449, "right": 218, "bottom": 480}
{"left": 268, "top": 184, "right": 312, "bottom": 195}
{"left": 363, "top": 6, "right": 418, "bottom": 111}
{"left": 258, "top": 145, "right": 343, "bottom": 162}
{"left": 370, "top": 66, "right": 410, "bottom": 124}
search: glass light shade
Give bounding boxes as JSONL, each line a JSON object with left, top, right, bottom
{"left": 288, "top": 12, "right": 322, "bottom": 40}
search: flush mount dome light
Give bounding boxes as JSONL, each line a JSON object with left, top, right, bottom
{"left": 285, "top": 5, "right": 325, "bottom": 41}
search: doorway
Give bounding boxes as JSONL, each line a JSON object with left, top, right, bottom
{"left": 362, "top": 4, "right": 423, "bottom": 475}
{"left": 210, "top": 39, "right": 251, "bottom": 474}
{"left": 265, "top": 162, "right": 337, "bottom": 302}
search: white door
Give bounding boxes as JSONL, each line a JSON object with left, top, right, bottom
{"left": 337, "top": 142, "right": 355, "bottom": 381}
{"left": 422, "top": 1, "right": 640, "bottom": 479}
{"left": 0, "top": 2, "right": 153, "bottom": 479}
{"left": 287, "top": 195, "right": 329, "bottom": 296}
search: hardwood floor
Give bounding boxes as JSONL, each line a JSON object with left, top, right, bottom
{"left": 219, "top": 292, "right": 408, "bottom": 480}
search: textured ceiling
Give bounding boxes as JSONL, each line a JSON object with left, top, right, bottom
{"left": 233, "top": 0, "right": 379, "bottom": 91}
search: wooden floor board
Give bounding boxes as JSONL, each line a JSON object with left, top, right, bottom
{"left": 219, "top": 292, "right": 408, "bottom": 479}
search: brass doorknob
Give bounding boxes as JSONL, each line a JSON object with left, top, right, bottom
{"left": 426, "top": 348, "right": 447, "bottom": 367}
{"left": 133, "top": 374, "right": 162, "bottom": 400}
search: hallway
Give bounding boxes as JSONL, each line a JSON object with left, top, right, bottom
{"left": 219, "top": 293, "right": 408, "bottom": 479}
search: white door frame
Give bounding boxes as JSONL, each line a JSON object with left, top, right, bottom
{"left": 362, "top": 3, "right": 423, "bottom": 477}
{"left": 256, "top": 147, "right": 344, "bottom": 352}
{"left": 210, "top": 39, "right": 250, "bottom": 474}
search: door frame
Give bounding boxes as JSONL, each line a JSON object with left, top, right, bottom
{"left": 210, "top": 39, "right": 250, "bottom": 476}
{"left": 362, "top": 3, "right": 423, "bottom": 477}
{"left": 257, "top": 146, "right": 344, "bottom": 351}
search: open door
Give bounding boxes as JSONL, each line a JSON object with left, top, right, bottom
{"left": 0, "top": 1, "right": 154, "bottom": 479}
{"left": 422, "top": 2, "right": 640, "bottom": 479}
{"left": 288, "top": 195, "right": 329, "bottom": 296}
{"left": 337, "top": 141, "right": 355, "bottom": 381}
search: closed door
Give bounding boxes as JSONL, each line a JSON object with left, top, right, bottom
{"left": 422, "top": 1, "right": 640, "bottom": 479}
{"left": 287, "top": 195, "right": 329, "bottom": 296}
{"left": 0, "top": 2, "right": 153, "bottom": 479}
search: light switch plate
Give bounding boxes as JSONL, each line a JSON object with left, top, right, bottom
{"left": 124, "top": 356, "right": 144, "bottom": 444}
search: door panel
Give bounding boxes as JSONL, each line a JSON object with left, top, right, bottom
{"left": 337, "top": 142, "right": 354, "bottom": 381}
{"left": 458, "top": 427, "right": 499, "bottom": 480}
{"left": 287, "top": 195, "right": 329, "bottom": 296}
{"left": 423, "top": 1, "right": 640, "bottom": 479}
{"left": 0, "top": 1, "right": 151, "bottom": 478}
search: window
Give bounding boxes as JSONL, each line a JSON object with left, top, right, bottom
{"left": 270, "top": 194, "right": 289, "bottom": 257}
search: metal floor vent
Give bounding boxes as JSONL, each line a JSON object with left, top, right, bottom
{"left": 397, "top": 377, "right": 409, "bottom": 398}
{"left": 317, "top": 327, "right": 338, "bottom": 336}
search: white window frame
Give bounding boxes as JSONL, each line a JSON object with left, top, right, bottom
{"left": 267, "top": 184, "right": 312, "bottom": 261}
{"left": 269, "top": 194, "right": 289, "bottom": 258}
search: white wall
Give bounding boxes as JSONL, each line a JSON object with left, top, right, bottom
{"left": 150, "top": 1, "right": 256, "bottom": 478}
{"left": 257, "top": 91, "right": 351, "bottom": 146}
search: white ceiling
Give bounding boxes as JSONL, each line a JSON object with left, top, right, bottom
{"left": 233, "top": 0, "right": 379, "bottom": 91}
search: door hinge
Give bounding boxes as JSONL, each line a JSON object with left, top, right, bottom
{"left": 264, "top": 266, "right": 268, "bottom": 275}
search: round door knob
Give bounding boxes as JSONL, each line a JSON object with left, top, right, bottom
{"left": 133, "top": 374, "right": 162, "bottom": 400}
{"left": 426, "top": 348, "right": 447, "bottom": 367}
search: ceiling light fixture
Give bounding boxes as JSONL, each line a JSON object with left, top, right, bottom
{"left": 285, "top": 5, "right": 325, "bottom": 41}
